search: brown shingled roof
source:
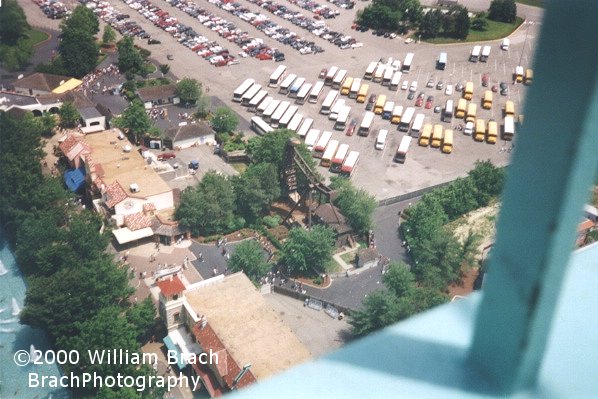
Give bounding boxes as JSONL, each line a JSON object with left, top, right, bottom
{"left": 124, "top": 212, "right": 154, "bottom": 231}
{"left": 104, "top": 181, "right": 128, "bottom": 208}
{"left": 12, "top": 73, "right": 72, "bottom": 92}
{"left": 165, "top": 122, "right": 214, "bottom": 142}
{"left": 137, "top": 84, "right": 177, "bottom": 102}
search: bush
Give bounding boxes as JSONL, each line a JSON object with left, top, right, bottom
{"left": 313, "top": 275, "right": 324, "bottom": 285}
{"left": 262, "top": 215, "right": 281, "bottom": 228}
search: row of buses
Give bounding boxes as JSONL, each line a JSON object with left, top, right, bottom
{"left": 418, "top": 124, "right": 453, "bottom": 154}
{"left": 302, "top": 129, "right": 360, "bottom": 176}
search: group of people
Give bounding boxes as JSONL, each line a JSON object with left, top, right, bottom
{"left": 149, "top": 107, "right": 168, "bottom": 120}
{"left": 76, "top": 63, "right": 120, "bottom": 97}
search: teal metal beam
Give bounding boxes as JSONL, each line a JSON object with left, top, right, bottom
{"left": 468, "top": 0, "right": 598, "bottom": 394}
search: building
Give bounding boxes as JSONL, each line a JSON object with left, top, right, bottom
{"left": 137, "top": 84, "right": 180, "bottom": 109}
{"left": 11, "top": 73, "right": 82, "bottom": 96}
{"left": 312, "top": 203, "right": 354, "bottom": 247}
{"left": 58, "top": 130, "right": 180, "bottom": 245}
{"left": 164, "top": 121, "right": 216, "bottom": 149}
{"left": 156, "top": 273, "right": 311, "bottom": 397}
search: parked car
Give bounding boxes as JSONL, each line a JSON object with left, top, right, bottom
{"left": 366, "top": 94, "right": 377, "bottom": 111}
{"left": 464, "top": 121, "right": 474, "bottom": 135}
{"left": 401, "top": 80, "right": 409, "bottom": 90}
{"left": 455, "top": 83, "right": 464, "bottom": 92}
{"left": 407, "top": 91, "right": 415, "bottom": 100}
{"left": 319, "top": 68, "right": 327, "bottom": 79}
{"left": 346, "top": 118, "right": 357, "bottom": 136}
{"left": 436, "top": 81, "right": 444, "bottom": 90}
{"left": 158, "top": 153, "right": 176, "bottom": 160}
{"left": 434, "top": 106, "right": 441, "bottom": 113}
{"left": 426, "top": 79, "right": 434, "bottom": 88}
{"left": 425, "top": 96, "right": 434, "bottom": 109}
{"left": 415, "top": 96, "right": 424, "bottom": 107}
{"left": 500, "top": 82, "right": 509, "bottom": 96}
{"left": 491, "top": 85, "right": 498, "bottom": 93}
{"left": 482, "top": 73, "right": 489, "bottom": 87}
{"left": 445, "top": 84, "right": 453, "bottom": 95}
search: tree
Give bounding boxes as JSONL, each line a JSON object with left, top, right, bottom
{"left": 37, "top": 112, "right": 57, "bottom": 137}
{"left": 117, "top": 36, "right": 145, "bottom": 76}
{"left": 102, "top": 25, "right": 116, "bottom": 46}
{"left": 471, "top": 16, "right": 489, "bottom": 31}
{"left": 0, "top": 0, "right": 30, "bottom": 46}
{"left": 176, "top": 171, "right": 239, "bottom": 235}
{"left": 233, "top": 163, "right": 281, "bottom": 223}
{"left": 489, "top": 0, "right": 517, "bottom": 23}
{"left": 176, "top": 78, "right": 201, "bottom": 106}
{"left": 332, "top": 181, "right": 377, "bottom": 236}
{"left": 58, "top": 6, "right": 99, "bottom": 77}
{"left": 383, "top": 262, "right": 414, "bottom": 298}
{"left": 159, "top": 64, "right": 170, "bottom": 76}
{"left": 227, "top": 239, "right": 270, "bottom": 283}
{"left": 453, "top": 6, "right": 471, "bottom": 39}
{"left": 126, "top": 298, "right": 156, "bottom": 342}
{"left": 468, "top": 160, "right": 505, "bottom": 205}
{"left": 419, "top": 9, "right": 441, "bottom": 38}
{"left": 112, "top": 99, "right": 152, "bottom": 143}
{"left": 349, "top": 290, "right": 401, "bottom": 337}
{"left": 194, "top": 94, "right": 211, "bottom": 119}
{"left": 58, "top": 102, "right": 80, "bottom": 128}
{"left": 279, "top": 226, "right": 335, "bottom": 276}
{"left": 211, "top": 107, "right": 239, "bottom": 134}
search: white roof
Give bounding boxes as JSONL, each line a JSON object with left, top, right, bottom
{"left": 112, "top": 227, "right": 154, "bottom": 244}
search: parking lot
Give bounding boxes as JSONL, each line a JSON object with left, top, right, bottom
{"left": 21, "top": 0, "right": 542, "bottom": 200}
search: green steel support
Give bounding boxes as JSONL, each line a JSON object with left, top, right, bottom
{"left": 468, "top": 0, "right": 598, "bottom": 394}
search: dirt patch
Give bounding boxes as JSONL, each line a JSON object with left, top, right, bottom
{"left": 450, "top": 202, "right": 500, "bottom": 258}
{"left": 448, "top": 267, "right": 480, "bottom": 298}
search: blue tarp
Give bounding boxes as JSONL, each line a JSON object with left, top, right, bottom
{"left": 163, "top": 335, "right": 187, "bottom": 370}
{"left": 64, "top": 167, "right": 86, "bottom": 192}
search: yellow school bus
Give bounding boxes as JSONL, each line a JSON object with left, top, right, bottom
{"left": 466, "top": 103, "right": 477, "bottom": 123}
{"left": 487, "top": 120, "right": 498, "bottom": 144}
{"left": 474, "top": 119, "right": 486, "bottom": 142}
{"left": 441, "top": 129, "right": 453, "bottom": 153}
{"left": 374, "top": 94, "right": 387, "bottom": 115}
{"left": 464, "top": 81, "right": 474, "bottom": 100}
{"left": 504, "top": 100, "right": 515, "bottom": 117}
{"left": 431, "top": 124, "right": 443, "bottom": 148}
{"left": 455, "top": 98, "right": 467, "bottom": 119}
{"left": 524, "top": 69, "right": 533, "bottom": 85}
{"left": 482, "top": 90, "right": 493, "bottom": 109}
{"left": 419, "top": 124, "right": 432, "bottom": 146}
{"left": 356, "top": 84, "right": 369, "bottom": 103}
{"left": 341, "top": 77, "right": 353, "bottom": 96}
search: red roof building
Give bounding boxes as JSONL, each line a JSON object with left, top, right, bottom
{"left": 156, "top": 276, "right": 186, "bottom": 298}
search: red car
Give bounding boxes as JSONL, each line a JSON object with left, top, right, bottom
{"left": 415, "top": 97, "right": 424, "bottom": 107}
{"left": 346, "top": 118, "right": 357, "bottom": 136}
{"left": 157, "top": 153, "right": 176, "bottom": 161}
{"left": 425, "top": 95, "right": 434, "bottom": 109}
{"left": 256, "top": 53, "right": 272, "bottom": 61}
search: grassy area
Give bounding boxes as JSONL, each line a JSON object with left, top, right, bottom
{"left": 340, "top": 251, "right": 357, "bottom": 265}
{"left": 516, "top": 0, "right": 543, "bottom": 7}
{"left": 145, "top": 62, "right": 157, "bottom": 74}
{"left": 326, "top": 259, "right": 343, "bottom": 273}
{"left": 230, "top": 162, "right": 248, "bottom": 174}
{"left": 25, "top": 29, "right": 50, "bottom": 47}
{"left": 426, "top": 17, "right": 523, "bottom": 44}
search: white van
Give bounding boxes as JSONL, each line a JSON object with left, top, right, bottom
{"left": 501, "top": 38, "right": 510, "bottom": 51}
{"left": 375, "top": 129, "right": 388, "bottom": 150}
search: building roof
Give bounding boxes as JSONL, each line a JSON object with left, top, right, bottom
{"left": 112, "top": 226, "right": 154, "bottom": 244}
{"left": 313, "top": 203, "right": 352, "bottom": 235}
{"left": 0, "top": 92, "right": 40, "bottom": 109}
{"left": 84, "top": 130, "right": 172, "bottom": 199}
{"left": 185, "top": 273, "right": 311, "bottom": 381}
{"left": 37, "top": 91, "right": 94, "bottom": 108}
{"left": 156, "top": 276, "right": 186, "bottom": 297}
{"left": 79, "top": 106, "right": 103, "bottom": 120}
{"left": 124, "top": 212, "right": 154, "bottom": 231}
{"left": 104, "top": 181, "right": 128, "bottom": 208}
{"left": 12, "top": 73, "right": 78, "bottom": 93}
{"left": 578, "top": 218, "right": 595, "bottom": 232}
{"left": 165, "top": 122, "right": 215, "bottom": 143}
{"left": 137, "top": 84, "right": 178, "bottom": 102}
{"left": 357, "top": 248, "right": 378, "bottom": 267}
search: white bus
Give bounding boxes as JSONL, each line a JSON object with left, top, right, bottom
{"left": 364, "top": 61, "right": 378, "bottom": 80}
{"left": 279, "top": 74, "right": 297, "bottom": 94}
{"left": 325, "top": 66, "right": 339, "bottom": 86}
{"left": 411, "top": 113, "right": 425, "bottom": 137}
{"left": 501, "top": 38, "right": 510, "bottom": 50}
{"left": 241, "top": 83, "right": 263, "bottom": 106}
{"left": 390, "top": 71, "right": 402, "bottom": 91}
{"left": 297, "top": 118, "right": 313, "bottom": 138}
{"left": 399, "top": 107, "right": 415, "bottom": 132}
{"left": 437, "top": 52, "right": 447, "bottom": 70}
{"left": 330, "top": 143, "right": 350, "bottom": 173}
{"left": 480, "top": 45, "right": 491, "bottom": 62}
{"left": 320, "top": 90, "right": 339, "bottom": 115}
{"left": 394, "top": 135, "right": 413, "bottom": 163}
{"left": 313, "top": 131, "right": 332, "bottom": 158}
{"left": 262, "top": 99, "right": 281, "bottom": 122}
{"left": 382, "top": 101, "right": 395, "bottom": 120}
{"left": 375, "top": 129, "right": 388, "bottom": 150}
{"left": 250, "top": 116, "right": 273, "bottom": 135}
{"left": 308, "top": 81, "right": 325, "bottom": 104}
{"left": 287, "top": 113, "right": 304, "bottom": 132}
{"left": 402, "top": 53, "right": 414, "bottom": 72}
{"left": 268, "top": 64, "right": 287, "bottom": 87}
{"left": 332, "top": 69, "right": 347, "bottom": 89}
{"left": 233, "top": 78, "right": 255, "bottom": 102}
{"left": 470, "top": 45, "right": 481, "bottom": 62}
{"left": 443, "top": 99, "right": 454, "bottom": 123}
{"left": 503, "top": 116, "right": 515, "bottom": 140}
{"left": 288, "top": 77, "right": 306, "bottom": 98}
{"left": 329, "top": 99, "right": 346, "bottom": 121}
{"left": 358, "top": 111, "right": 375, "bottom": 136}
{"left": 382, "top": 67, "right": 394, "bottom": 86}
{"left": 278, "top": 105, "right": 299, "bottom": 129}
{"left": 321, "top": 140, "right": 340, "bottom": 167}
{"left": 304, "top": 129, "right": 321, "bottom": 151}
{"left": 256, "top": 96, "right": 273, "bottom": 116}
{"left": 334, "top": 106, "right": 351, "bottom": 130}
{"left": 247, "top": 90, "right": 268, "bottom": 113}
{"left": 270, "top": 101, "right": 291, "bottom": 128}
{"left": 341, "top": 151, "right": 360, "bottom": 177}
{"left": 349, "top": 78, "right": 362, "bottom": 99}
{"left": 295, "top": 83, "right": 312, "bottom": 105}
